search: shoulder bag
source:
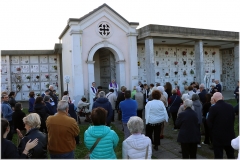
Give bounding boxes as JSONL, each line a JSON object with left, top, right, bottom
{"left": 84, "top": 138, "right": 101, "bottom": 159}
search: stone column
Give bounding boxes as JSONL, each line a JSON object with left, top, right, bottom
{"left": 234, "top": 43, "right": 239, "bottom": 81}
{"left": 194, "top": 40, "right": 204, "bottom": 84}
{"left": 70, "top": 29, "right": 84, "bottom": 106}
{"left": 87, "top": 61, "right": 95, "bottom": 107}
{"left": 127, "top": 32, "right": 139, "bottom": 90}
{"left": 116, "top": 60, "right": 126, "bottom": 89}
{"left": 144, "top": 37, "right": 155, "bottom": 84}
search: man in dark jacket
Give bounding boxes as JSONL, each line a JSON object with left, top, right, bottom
{"left": 176, "top": 99, "right": 200, "bottom": 159}
{"left": 198, "top": 83, "right": 207, "bottom": 105}
{"left": 116, "top": 86, "right": 127, "bottom": 121}
{"left": 207, "top": 92, "right": 235, "bottom": 159}
{"left": 92, "top": 91, "right": 113, "bottom": 126}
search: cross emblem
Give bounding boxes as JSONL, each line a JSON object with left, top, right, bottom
{"left": 98, "top": 23, "right": 110, "bottom": 36}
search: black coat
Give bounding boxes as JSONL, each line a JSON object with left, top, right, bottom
{"left": 34, "top": 103, "right": 48, "bottom": 132}
{"left": 1, "top": 138, "right": 27, "bottom": 159}
{"left": 18, "top": 128, "right": 47, "bottom": 158}
{"left": 202, "top": 102, "right": 211, "bottom": 117}
{"left": 116, "top": 92, "right": 125, "bottom": 110}
{"left": 12, "top": 110, "right": 26, "bottom": 130}
{"left": 175, "top": 107, "right": 200, "bottom": 143}
{"left": 169, "top": 94, "right": 182, "bottom": 113}
{"left": 68, "top": 103, "right": 77, "bottom": 121}
{"left": 9, "top": 97, "right": 17, "bottom": 108}
{"left": 198, "top": 89, "right": 207, "bottom": 105}
{"left": 207, "top": 100, "right": 235, "bottom": 146}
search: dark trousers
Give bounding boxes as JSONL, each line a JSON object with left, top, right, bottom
{"left": 118, "top": 110, "right": 122, "bottom": 121}
{"left": 146, "top": 123, "right": 161, "bottom": 146}
{"left": 137, "top": 110, "right": 143, "bottom": 118}
{"left": 213, "top": 145, "right": 235, "bottom": 159}
{"left": 6, "top": 121, "right": 13, "bottom": 141}
{"left": 203, "top": 119, "right": 211, "bottom": 144}
{"left": 75, "top": 135, "right": 80, "bottom": 144}
{"left": 171, "top": 112, "right": 178, "bottom": 129}
{"left": 111, "top": 109, "right": 115, "bottom": 122}
{"left": 181, "top": 143, "right": 197, "bottom": 159}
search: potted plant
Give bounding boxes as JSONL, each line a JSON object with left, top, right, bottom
{"left": 26, "top": 75, "right": 31, "bottom": 80}
{"left": 212, "top": 69, "right": 216, "bottom": 73}
{"left": 165, "top": 51, "right": 168, "bottom": 55}
{"left": 36, "top": 75, "right": 40, "bottom": 79}
{"left": 174, "top": 61, "right": 178, "bottom": 65}
{"left": 16, "top": 67, "right": 21, "bottom": 71}
{"left": 212, "top": 52, "right": 216, "bottom": 55}
{"left": 182, "top": 51, "right": 187, "bottom": 56}
{"left": 45, "top": 74, "right": 49, "bottom": 79}
{"left": 190, "top": 51, "right": 194, "bottom": 55}
{"left": 190, "top": 69, "right": 194, "bottom": 74}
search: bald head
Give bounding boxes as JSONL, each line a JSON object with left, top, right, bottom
{"left": 212, "top": 92, "right": 223, "bottom": 102}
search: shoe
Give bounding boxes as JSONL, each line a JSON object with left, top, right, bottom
{"left": 197, "top": 144, "right": 201, "bottom": 148}
{"left": 153, "top": 146, "right": 158, "bottom": 151}
{"left": 160, "top": 135, "right": 164, "bottom": 139}
{"left": 201, "top": 142, "right": 209, "bottom": 145}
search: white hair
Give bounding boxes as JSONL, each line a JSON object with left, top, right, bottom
{"left": 127, "top": 116, "right": 144, "bottom": 134}
{"left": 199, "top": 83, "right": 205, "bottom": 88}
{"left": 157, "top": 86, "right": 165, "bottom": 93}
{"left": 23, "top": 113, "right": 41, "bottom": 128}
{"left": 98, "top": 91, "right": 105, "bottom": 98}
{"left": 57, "top": 100, "right": 69, "bottom": 111}
{"left": 62, "top": 95, "right": 69, "bottom": 101}
{"left": 49, "top": 85, "right": 54, "bottom": 89}
{"left": 181, "top": 93, "right": 190, "bottom": 101}
{"left": 184, "top": 99, "right": 193, "bottom": 108}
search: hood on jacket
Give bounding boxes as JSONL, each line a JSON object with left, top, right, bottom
{"left": 86, "top": 125, "right": 111, "bottom": 138}
{"left": 125, "top": 134, "right": 149, "bottom": 150}
{"left": 95, "top": 97, "right": 109, "bottom": 103}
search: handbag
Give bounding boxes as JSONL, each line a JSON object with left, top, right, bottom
{"left": 84, "top": 138, "right": 101, "bottom": 159}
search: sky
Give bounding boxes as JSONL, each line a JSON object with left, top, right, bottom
{"left": 0, "top": 0, "right": 239, "bottom": 50}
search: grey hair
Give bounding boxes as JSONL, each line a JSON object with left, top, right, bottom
{"left": 43, "top": 95, "right": 50, "bottom": 101}
{"left": 157, "top": 86, "right": 164, "bottom": 93}
{"left": 184, "top": 99, "right": 193, "bottom": 108}
{"left": 49, "top": 85, "right": 53, "bottom": 89}
{"left": 23, "top": 113, "right": 41, "bottom": 129}
{"left": 127, "top": 116, "right": 144, "bottom": 134}
{"left": 181, "top": 93, "right": 190, "bottom": 101}
{"left": 57, "top": 100, "right": 69, "bottom": 111}
{"left": 98, "top": 91, "right": 105, "bottom": 98}
{"left": 199, "top": 83, "right": 205, "bottom": 88}
{"left": 62, "top": 95, "right": 69, "bottom": 101}
{"left": 192, "top": 94, "right": 200, "bottom": 101}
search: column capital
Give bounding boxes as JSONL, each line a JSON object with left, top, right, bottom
{"left": 126, "top": 32, "right": 138, "bottom": 37}
{"left": 86, "top": 61, "right": 95, "bottom": 64}
{"left": 145, "top": 36, "right": 153, "bottom": 40}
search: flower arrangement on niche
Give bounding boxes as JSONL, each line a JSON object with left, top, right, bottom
{"left": 165, "top": 51, "right": 168, "bottom": 55}
{"left": 174, "top": 81, "right": 178, "bottom": 85}
{"left": 165, "top": 73, "right": 169, "bottom": 77}
{"left": 212, "top": 52, "right": 216, "bottom": 55}
{"left": 183, "top": 70, "right": 187, "bottom": 76}
{"left": 205, "top": 71, "right": 209, "bottom": 73}
{"left": 190, "top": 69, "right": 194, "bottom": 74}
{"left": 55, "top": 82, "right": 58, "bottom": 88}
{"left": 156, "top": 61, "right": 159, "bottom": 66}
{"left": 36, "top": 75, "right": 40, "bottom": 79}
{"left": 183, "top": 60, "right": 186, "bottom": 65}
{"left": 27, "top": 85, "right": 31, "bottom": 89}
{"left": 16, "top": 75, "right": 21, "bottom": 81}
{"left": 16, "top": 84, "right": 22, "bottom": 90}
{"left": 45, "top": 74, "right": 49, "bottom": 79}
{"left": 138, "top": 61, "right": 140, "bottom": 66}
{"left": 182, "top": 81, "right": 188, "bottom": 85}
{"left": 26, "top": 75, "right": 31, "bottom": 80}
{"left": 174, "top": 61, "right": 178, "bottom": 65}
{"left": 46, "top": 83, "right": 50, "bottom": 88}
{"left": 16, "top": 67, "right": 21, "bottom": 71}
{"left": 212, "top": 69, "right": 216, "bottom": 73}
{"left": 156, "top": 72, "right": 160, "bottom": 76}
{"left": 174, "top": 71, "right": 178, "bottom": 75}
{"left": 54, "top": 58, "right": 57, "bottom": 61}
{"left": 190, "top": 51, "right": 194, "bottom": 55}
{"left": 191, "top": 60, "right": 193, "bottom": 65}
{"left": 55, "top": 75, "right": 58, "bottom": 79}
{"left": 36, "top": 93, "right": 40, "bottom": 96}
{"left": 182, "top": 51, "right": 187, "bottom": 56}
{"left": 53, "top": 66, "right": 57, "bottom": 70}
{"left": 205, "top": 51, "right": 208, "bottom": 55}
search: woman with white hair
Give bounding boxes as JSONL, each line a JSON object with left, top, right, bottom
{"left": 177, "top": 93, "right": 191, "bottom": 116}
{"left": 17, "top": 113, "right": 48, "bottom": 158}
{"left": 122, "top": 116, "right": 152, "bottom": 159}
{"left": 176, "top": 99, "right": 201, "bottom": 159}
{"left": 133, "top": 86, "right": 144, "bottom": 118}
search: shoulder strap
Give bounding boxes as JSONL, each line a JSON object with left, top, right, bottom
{"left": 106, "top": 93, "right": 112, "bottom": 98}
{"left": 89, "top": 138, "right": 101, "bottom": 153}
{"left": 145, "top": 145, "right": 149, "bottom": 159}
{"left": 169, "top": 96, "right": 177, "bottom": 108}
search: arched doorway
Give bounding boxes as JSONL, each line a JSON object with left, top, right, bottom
{"left": 93, "top": 48, "right": 116, "bottom": 93}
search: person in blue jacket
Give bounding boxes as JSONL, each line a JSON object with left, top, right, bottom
{"left": 84, "top": 107, "right": 119, "bottom": 159}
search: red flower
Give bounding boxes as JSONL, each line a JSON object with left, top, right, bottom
{"left": 205, "top": 51, "right": 208, "bottom": 55}
{"left": 182, "top": 51, "right": 186, "bottom": 56}
{"left": 212, "top": 52, "right": 216, "bottom": 55}
{"left": 165, "top": 51, "right": 168, "bottom": 55}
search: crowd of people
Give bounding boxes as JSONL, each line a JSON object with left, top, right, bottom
{"left": 1, "top": 79, "right": 239, "bottom": 159}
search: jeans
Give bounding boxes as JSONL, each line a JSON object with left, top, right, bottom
{"left": 50, "top": 151, "right": 74, "bottom": 159}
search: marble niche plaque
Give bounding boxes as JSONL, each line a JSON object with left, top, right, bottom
{"left": 40, "top": 56, "right": 48, "bottom": 64}
{"left": 11, "top": 65, "right": 21, "bottom": 73}
{"left": 48, "top": 55, "right": 57, "bottom": 64}
{"left": 32, "top": 74, "right": 41, "bottom": 82}
{"left": 32, "top": 82, "right": 41, "bottom": 90}
{"left": 1, "top": 65, "right": 7, "bottom": 74}
{"left": 49, "top": 64, "right": 57, "bottom": 72}
{"left": 1, "top": 83, "right": 8, "bottom": 91}
{"left": 15, "top": 93, "right": 21, "bottom": 101}
{"left": 30, "top": 65, "right": 39, "bottom": 73}
{"left": 1, "top": 56, "right": 7, "bottom": 64}
{"left": 30, "top": 56, "right": 39, "bottom": 64}
{"left": 22, "top": 92, "right": 30, "bottom": 100}
{"left": 21, "top": 74, "right": 31, "bottom": 83}
{"left": 40, "top": 73, "right": 49, "bottom": 81}
{"left": 10, "top": 56, "right": 19, "bottom": 64}
{"left": 20, "top": 56, "right": 29, "bottom": 64}
{"left": 21, "top": 65, "right": 30, "bottom": 73}
{"left": 40, "top": 65, "right": 48, "bottom": 72}
{"left": 1, "top": 75, "right": 8, "bottom": 83}
{"left": 41, "top": 82, "right": 49, "bottom": 91}
{"left": 22, "top": 83, "right": 31, "bottom": 91}
{"left": 50, "top": 73, "right": 58, "bottom": 81}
